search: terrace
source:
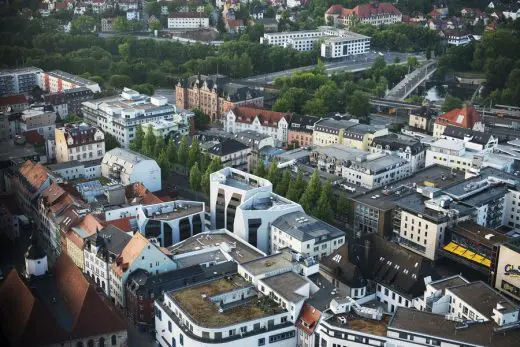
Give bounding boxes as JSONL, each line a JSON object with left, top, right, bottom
{"left": 142, "top": 201, "right": 203, "bottom": 221}
{"left": 326, "top": 312, "right": 391, "bottom": 336}
{"left": 170, "top": 276, "right": 285, "bottom": 328}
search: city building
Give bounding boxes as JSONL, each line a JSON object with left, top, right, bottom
{"left": 101, "top": 147, "right": 161, "bottom": 192}
{"left": 64, "top": 213, "right": 104, "bottom": 270}
{"left": 136, "top": 200, "right": 205, "bottom": 247}
{"left": 425, "top": 138, "right": 514, "bottom": 173}
{"left": 210, "top": 167, "right": 303, "bottom": 253}
{"left": 370, "top": 133, "right": 426, "bottom": 172}
{"left": 0, "top": 94, "right": 28, "bottom": 113}
{"left": 176, "top": 74, "right": 264, "bottom": 122}
{"left": 0, "top": 254, "right": 127, "bottom": 347}
{"left": 142, "top": 117, "right": 190, "bottom": 139}
{"left": 271, "top": 211, "right": 345, "bottom": 260}
{"left": 167, "top": 12, "right": 210, "bottom": 29}
{"left": 288, "top": 114, "right": 318, "bottom": 148}
{"left": 313, "top": 117, "right": 388, "bottom": 150}
{"left": 311, "top": 145, "right": 412, "bottom": 189}
{"left": 0, "top": 194, "right": 28, "bottom": 240}
{"left": 44, "top": 86, "right": 94, "bottom": 116}
{"left": 351, "top": 165, "right": 463, "bottom": 238}
{"left": 442, "top": 125, "right": 498, "bottom": 151}
{"left": 109, "top": 232, "right": 177, "bottom": 308}
{"left": 17, "top": 105, "right": 57, "bottom": 140}
{"left": 11, "top": 160, "right": 52, "bottom": 220}
{"left": 225, "top": 106, "right": 292, "bottom": 146}
{"left": 205, "top": 138, "right": 251, "bottom": 171}
{"left": 325, "top": 3, "right": 402, "bottom": 28}
{"left": 433, "top": 104, "right": 482, "bottom": 138}
{"left": 0, "top": 67, "right": 43, "bottom": 96}
{"left": 495, "top": 237, "right": 520, "bottom": 301}
{"left": 101, "top": 17, "right": 115, "bottom": 32}
{"left": 443, "top": 29, "right": 472, "bottom": 46}
{"left": 47, "top": 160, "right": 102, "bottom": 181}
{"left": 320, "top": 30, "right": 371, "bottom": 59}
{"left": 55, "top": 123, "right": 105, "bottom": 163}
{"left": 408, "top": 105, "right": 438, "bottom": 132}
{"left": 40, "top": 70, "right": 101, "bottom": 93}
{"left": 84, "top": 224, "right": 132, "bottom": 296}
{"left": 82, "top": 88, "right": 181, "bottom": 148}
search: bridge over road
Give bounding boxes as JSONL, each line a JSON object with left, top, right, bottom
{"left": 385, "top": 60, "right": 437, "bottom": 101}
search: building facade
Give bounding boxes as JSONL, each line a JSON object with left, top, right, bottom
{"left": 40, "top": 70, "right": 101, "bottom": 94}
{"left": 167, "top": 12, "right": 210, "bottom": 29}
{"left": 55, "top": 123, "right": 105, "bottom": 163}
{"left": 0, "top": 67, "right": 42, "bottom": 96}
{"left": 313, "top": 117, "right": 388, "bottom": 150}
{"left": 325, "top": 3, "right": 402, "bottom": 28}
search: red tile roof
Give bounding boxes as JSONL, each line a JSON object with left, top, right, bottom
{"left": 112, "top": 233, "right": 148, "bottom": 276}
{"left": 0, "top": 94, "right": 27, "bottom": 106}
{"left": 232, "top": 106, "right": 291, "bottom": 128}
{"left": 435, "top": 104, "right": 481, "bottom": 129}
{"left": 326, "top": 3, "right": 401, "bottom": 18}
{"left": 18, "top": 160, "right": 49, "bottom": 191}
{"left": 77, "top": 214, "right": 104, "bottom": 236}
{"left": 226, "top": 19, "right": 244, "bottom": 28}
{"left": 42, "top": 181, "right": 66, "bottom": 206}
{"left": 105, "top": 216, "right": 136, "bottom": 232}
{"left": 296, "top": 303, "right": 321, "bottom": 336}
{"left": 0, "top": 270, "right": 66, "bottom": 347}
{"left": 22, "top": 130, "right": 45, "bottom": 146}
{"left": 125, "top": 182, "right": 162, "bottom": 205}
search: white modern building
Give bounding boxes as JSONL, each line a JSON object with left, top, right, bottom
{"left": 261, "top": 26, "right": 371, "bottom": 59}
{"left": 82, "top": 88, "right": 186, "bottom": 148}
{"left": 55, "top": 123, "right": 105, "bottom": 163}
{"left": 0, "top": 67, "right": 42, "bottom": 96}
{"left": 210, "top": 167, "right": 303, "bottom": 253}
{"left": 40, "top": 70, "right": 101, "bottom": 94}
{"left": 136, "top": 200, "right": 205, "bottom": 247}
{"left": 312, "top": 145, "right": 412, "bottom": 189}
{"left": 167, "top": 12, "right": 209, "bottom": 29}
{"left": 47, "top": 160, "right": 102, "bottom": 181}
{"left": 101, "top": 147, "right": 161, "bottom": 192}
{"left": 271, "top": 211, "right": 345, "bottom": 260}
{"left": 142, "top": 116, "right": 191, "bottom": 139}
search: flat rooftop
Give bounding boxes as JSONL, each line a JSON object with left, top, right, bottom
{"left": 272, "top": 211, "right": 344, "bottom": 242}
{"left": 395, "top": 192, "right": 474, "bottom": 223}
{"left": 428, "top": 275, "right": 469, "bottom": 291}
{"left": 353, "top": 165, "right": 463, "bottom": 211}
{"left": 260, "top": 271, "right": 309, "bottom": 303}
{"left": 213, "top": 168, "right": 269, "bottom": 190}
{"left": 168, "top": 230, "right": 265, "bottom": 264}
{"left": 326, "top": 312, "right": 390, "bottom": 336}
{"left": 241, "top": 193, "right": 295, "bottom": 211}
{"left": 170, "top": 276, "right": 284, "bottom": 328}
{"left": 241, "top": 252, "right": 293, "bottom": 276}
{"left": 451, "top": 221, "right": 510, "bottom": 247}
{"left": 0, "top": 140, "right": 38, "bottom": 162}
{"left": 146, "top": 204, "right": 203, "bottom": 221}
{"left": 447, "top": 281, "right": 518, "bottom": 315}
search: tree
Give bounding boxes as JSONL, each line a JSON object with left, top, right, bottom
{"left": 109, "top": 74, "right": 132, "bottom": 89}
{"left": 348, "top": 90, "right": 371, "bottom": 118}
{"left": 130, "top": 124, "right": 145, "bottom": 151}
{"left": 189, "top": 163, "right": 202, "bottom": 191}
{"left": 142, "top": 125, "right": 156, "bottom": 156}
{"left": 266, "top": 161, "right": 280, "bottom": 188}
{"left": 149, "top": 20, "right": 162, "bottom": 32}
{"left": 166, "top": 140, "right": 178, "bottom": 164}
{"left": 177, "top": 136, "right": 188, "bottom": 167}
{"left": 314, "top": 180, "right": 333, "bottom": 223}
{"left": 254, "top": 159, "right": 267, "bottom": 177}
{"left": 287, "top": 172, "right": 305, "bottom": 202}
{"left": 442, "top": 96, "right": 463, "bottom": 112}
{"left": 299, "top": 170, "right": 321, "bottom": 213}
{"left": 144, "top": 1, "right": 161, "bottom": 18}
{"left": 104, "top": 132, "right": 121, "bottom": 151}
{"left": 193, "top": 109, "right": 210, "bottom": 130}
{"left": 157, "top": 149, "right": 171, "bottom": 180}
{"left": 276, "top": 170, "right": 291, "bottom": 197}
{"left": 154, "top": 136, "right": 164, "bottom": 159}
{"left": 188, "top": 137, "right": 200, "bottom": 169}
{"left": 200, "top": 152, "right": 211, "bottom": 172}
{"left": 113, "top": 16, "right": 128, "bottom": 33}
{"left": 407, "top": 56, "right": 419, "bottom": 70}
{"left": 71, "top": 16, "right": 96, "bottom": 34}
{"left": 207, "top": 156, "right": 223, "bottom": 173}
{"left": 336, "top": 195, "right": 348, "bottom": 219}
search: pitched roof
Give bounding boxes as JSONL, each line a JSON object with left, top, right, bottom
{"left": 0, "top": 94, "right": 27, "bottom": 106}
{"left": 320, "top": 245, "right": 364, "bottom": 288}
{"left": 435, "top": 104, "right": 481, "bottom": 129}
{"left": 206, "top": 138, "right": 249, "bottom": 157}
{"left": 125, "top": 182, "right": 162, "bottom": 205}
{"left": 104, "top": 216, "right": 137, "bottom": 232}
{"left": 22, "top": 130, "right": 45, "bottom": 146}
{"left": 113, "top": 233, "right": 149, "bottom": 276}
{"left": 77, "top": 214, "right": 104, "bottom": 236}
{"left": 18, "top": 160, "right": 49, "bottom": 192}
{"left": 326, "top": 3, "right": 401, "bottom": 18}
{"left": 296, "top": 303, "right": 321, "bottom": 336}
{"left": 232, "top": 106, "right": 291, "bottom": 128}
{"left": 86, "top": 224, "right": 132, "bottom": 256}
{"left": 0, "top": 270, "right": 66, "bottom": 347}
{"left": 442, "top": 125, "right": 491, "bottom": 145}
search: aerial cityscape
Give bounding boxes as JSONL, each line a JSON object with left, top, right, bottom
{"left": 1, "top": 1, "right": 520, "bottom": 347}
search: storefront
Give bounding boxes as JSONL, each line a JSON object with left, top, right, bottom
{"left": 495, "top": 238, "right": 520, "bottom": 301}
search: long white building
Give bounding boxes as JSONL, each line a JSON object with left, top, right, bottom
{"left": 210, "top": 167, "right": 303, "bottom": 253}
{"left": 82, "top": 88, "right": 191, "bottom": 148}
{"left": 101, "top": 147, "right": 161, "bottom": 192}
{"left": 167, "top": 12, "right": 209, "bottom": 29}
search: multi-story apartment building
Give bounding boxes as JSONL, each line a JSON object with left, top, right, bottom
{"left": 433, "top": 104, "right": 482, "bottom": 138}
{"left": 40, "top": 70, "right": 101, "bottom": 93}
{"left": 136, "top": 200, "right": 205, "bottom": 247}
{"left": 271, "top": 211, "right": 345, "bottom": 260}
{"left": 288, "top": 114, "right": 318, "bottom": 148}
{"left": 109, "top": 232, "right": 177, "bottom": 308}
{"left": 101, "top": 147, "right": 161, "bottom": 192}
{"left": 225, "top": 106, "right": 292, "bottom": 146}
{"left": 205, "top": 138, "right": 251, "bottom": 171}
{"left": 442, "top": 125, "right": 498, "bottom": 151}
{"left": 210, "top": 167, "right": 303, "bottom": 253}
{"left": 47, "top": 160, "right": 102, "bottom": 181}
{"left": 82, "top": 88, "right": 184, "bottom": 148}
{"left": 325, "top": 2, "right": 402, "bottom": 28}
{"left": 84, "top": 224, "right": 132, "bottom": 296}
{"left": 370, "top": 133, "right": 426, "bottom": 172}
{"left": 176, "top": 74, "right": 264, "bottom": 122}
{"left": 408, "top": 105, "right": 438, "bottom": 132}
{"left": 17, "top": 105, "right": 57, "bottom": 140}
{"left": 142, "top": 117, "right": 190, "bottom": 139}
{"left": 0, "top": 67, "right": 42, "bottom": 96}
{"left": 425, "top": 138, "right": 514, "bottom": 173}
{"left": 312, "top": 145, "right": 412, "bottom": 189}
{"left": 65, "top": 213, "right": 104, "bottom": 270}
{"left": 167, "top": 12, "right": 209, "bottom": 29}
{"left": 11, "top": 160, "right": 52, "bottom": 220}
{"left": 44, "top": 87, "right": 94, "bottom": 116}
{"left": 55, "top": 123, "right": 105, "bottom": 163}
{"left": 313, "top": 117, "right": 388, "bottom": 150}
{"left": 0, "top": 94, "right": 28, "bottom": 113}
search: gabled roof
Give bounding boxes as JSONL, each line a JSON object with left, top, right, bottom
{"left": 232, "top": 106, "right": 291, "bottom": 128}
{"left": 42, "top": 181, "right": 66, "bottom": 206}
{"left": 442, "top": 125, "right": 492, "bottom": 145}
{"left": 18, "top": 160, "right": 49, "bottom": 192}
{"left": 320, "top": 245, "right": 364, "bottom": 288}
{"left": 112, "top": 232, "right": 149, "bottom": 276}
{"left": 296, "top": 303, "right": 321, "bottom": 336}
{"left": 86, "top": 224, "right": 132, "bottom": 256}
{"left": 0, "top": 94, "right": 27, "bottom": 106}
{"left": 435, "top": 104, "right": 480, "bottom": 129}
{"left": 104, "top": 216, "right": 137, "bottom": 232}
{"left": 326, "top": 3, "right": 401, "bottom": 18}
{"left": 206, "top": 138, "right": 249, "bottom": 157}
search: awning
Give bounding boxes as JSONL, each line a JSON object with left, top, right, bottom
{"left": 442, "top": 242, "right": 491, "bottom": 268}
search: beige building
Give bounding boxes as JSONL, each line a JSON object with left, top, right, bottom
{"left": 495, "top": 239, "right": 520, "bottom": 302}
{"left": 55, "top": 123, "right": 105, "bottom": 163}
{"left": 313, "top": 117, "right": 388, "bottom": 150}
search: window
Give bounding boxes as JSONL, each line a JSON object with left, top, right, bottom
{"left": 258, "top": 337, "right": 265, "bottom": 346}
{"left": 168, "top": 320, "right": 172, "bottom": 332}
{"left": 179, "top": 334, "right": 183, "bottom": 346}
{"left": 111, "top": 335, "right": 117, "bottom": 346}
{"left": 281, "top": 316, "right": 287, "bottom": 323}
{"left": 241, "top": 326, "right": 247, "bottom": 333}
